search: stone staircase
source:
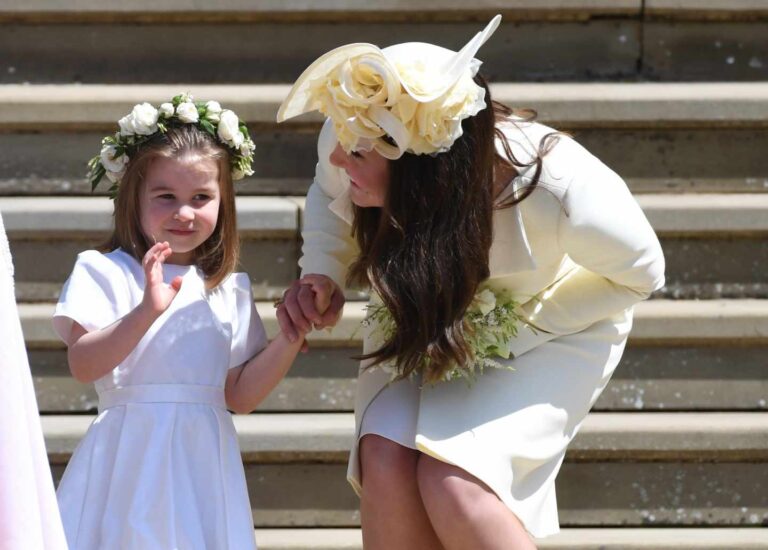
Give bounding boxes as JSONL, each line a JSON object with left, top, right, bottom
{"left": 2, "top": 1, "right": 767, "bottom": 548}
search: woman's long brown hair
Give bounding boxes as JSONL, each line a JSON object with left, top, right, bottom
{"left": 102, "top": 125, "right": 240, "bottom": 289}
{"left": 348, "top": 75, "right": 560, "bottom": 382}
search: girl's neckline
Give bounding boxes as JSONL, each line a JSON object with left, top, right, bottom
{"left": 114, "top": 248, "right": 197, "bottom": 273}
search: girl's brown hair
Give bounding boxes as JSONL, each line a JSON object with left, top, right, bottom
{"left": 348, "top": 75, "right": 559, "bottom": 382}
{"left": 102, "top": 125, "right": 239, "bottom": 289}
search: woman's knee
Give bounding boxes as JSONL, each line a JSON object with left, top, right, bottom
{"left": 416, "top": 454, "right": 494, "bottom": 520}
{"left": 359, "top": 434, "right": 419, "bottom": 495}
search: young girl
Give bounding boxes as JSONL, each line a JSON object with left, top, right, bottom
{"left": 52, "top": 95, "right": 305, "bottom": 549}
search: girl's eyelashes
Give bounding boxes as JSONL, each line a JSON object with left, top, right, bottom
{"left": 351, "top": 150, "right": 363, "bottom": 158}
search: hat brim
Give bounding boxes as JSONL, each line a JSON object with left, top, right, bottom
{"left": 277, "top": 15, "right": 502, "bottom": 123}
{"left": 276, "top": 43, "right": 384, "bottom": 122}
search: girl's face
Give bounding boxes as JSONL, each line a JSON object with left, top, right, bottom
{"left": 329, "top": 142, "right": 390, "bottom": 208}
{"left": 140, "top": 156, "right": 221, "bottom": 265}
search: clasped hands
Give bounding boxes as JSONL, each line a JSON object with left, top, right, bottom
{"left": 275, "top": 274, "right": 345, "bottom": 351}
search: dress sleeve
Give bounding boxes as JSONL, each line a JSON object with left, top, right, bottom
{"left": 298, "top": 119, "right": 359, "bottom": 289}
{"left": 507, "top": 145, "right": 666, "bottom": 359}
{"left": 52, "top": 250, "right": 130, "bottom": 343}
{"left": 228, "top": 273, "right": 268, "bottom": 369}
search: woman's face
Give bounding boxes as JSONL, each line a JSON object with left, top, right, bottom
{"left": 329, "top": 142, "right": 390, "bottom": 208}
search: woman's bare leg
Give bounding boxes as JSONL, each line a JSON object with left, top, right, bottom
{"left": 417, "top": 454, "right": 537, "bottom": 550}
{"left": 359, "top": 435, "right": 444, "bottom": 550}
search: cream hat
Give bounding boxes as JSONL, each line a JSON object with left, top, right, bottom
{"left": 277, "top": 15, "right": 502, "bottom": 159}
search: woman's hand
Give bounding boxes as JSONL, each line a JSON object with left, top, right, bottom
{"left": 141, "top": 242, "right": 182, "bottom": 316}
{"left": 276, "top": 274, "right": 345, "bottom": 344}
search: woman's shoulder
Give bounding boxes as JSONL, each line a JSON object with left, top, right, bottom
{"left": 498, "top": 117, "right": 609, "bottom": 199}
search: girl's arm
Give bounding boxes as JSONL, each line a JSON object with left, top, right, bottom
{"left": 224, "top": 332, "right": 305, "bottom": 414}
{"left": 66, "top": 242, "right": 181, "bottom": 383}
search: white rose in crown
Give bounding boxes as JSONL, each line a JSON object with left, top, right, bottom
{"left": 176, "top": 101, "right": 199, "bottom": 123}
{"left": 217, "top": 110, "right": 244, "bottom": 147}
{"left": 127, "top": 102, "right": 159, "bottom": 136}
{"left": 239, "top": 138, "right": 255, "bottom": 157}
{"left": 104, "top": 167, "right": 126, "bottom": 183}
{"left": 205, "top": 101, "right": 222, "bottom": 122}
{"left": 99, "top": 144, "right": 128, "bottom": 174}
{"left": 159, "top": 103, "right": 175, "bottom": 118}
{"left": 118, "top": 115, "right": 134, "bottom": 137}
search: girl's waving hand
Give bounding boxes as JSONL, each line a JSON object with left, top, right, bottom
{"left": 141, "top": 242, "right": 183, "bottom": 315}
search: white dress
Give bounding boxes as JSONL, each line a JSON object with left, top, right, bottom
{"left": 0, "top": 211, "right": 68, "bottom": 550}
{"left": 52, "top": 248, "right": 265, "bottom": 550}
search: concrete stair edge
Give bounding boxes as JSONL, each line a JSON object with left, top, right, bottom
{"left": 252, "top": 526, "right": 768, "bottom": 549}
{"left": 41, "top": 411, "right": 768, "bottom": 461}
{"left": 4, "top": 194, "right": 768, "bottom": 235}
{"left": 2, "top": 83, "right": 768, "bottom": 128}
{"left": 19, "top": 299, "right": 768, "bottom": 347}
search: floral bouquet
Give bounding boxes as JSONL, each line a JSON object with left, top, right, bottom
{"left": 363, "top": 287, "right": 527, "bottom": 384}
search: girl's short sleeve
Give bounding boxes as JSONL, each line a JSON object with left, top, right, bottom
{"left": 228, "top": 273, "right": 268, "bottom": 369}
{"left": 52, "top": 250, "right": 131, "bottom": 343}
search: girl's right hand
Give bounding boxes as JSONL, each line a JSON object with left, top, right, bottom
{"left": 141, "top": 242, "right": 183, "bottom": 316}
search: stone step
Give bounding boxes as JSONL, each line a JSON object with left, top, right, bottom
{"left": 44, "top": 412, "right": 768, "bottom": 527}
{"left": 44, "top": 411, "right": 768, "bottom": 463}
{"left": 23, "top": 300, "right": 768, "bottom": 413}
{"left": 28, "top": 343, "right": 768, "bottom": 413}
{"left": 1, "top": 3, "right": 765, "bottom": 83}
{"left": 19, "top": 299, "right": 768, "bottom": 348}
{"left": 3, "top": 194, "right": 768, "bottom": 300}
{"left": 7, "top": 0, "right": 767, "bottom": 22}
{"left": 1, "top": 84, "right": 766, "bottom": 196}
{"left": 253, "top": 527, "right": 768, "bottom": 550}
{"left": 5, "top": 194, "right": 767, "bottom": 233}
{"left": 4, "top": 83, "right": 767, "bottom": 129}
{"left": 646, "top": 0, "right": 768, "bottom": 21}
{"left": 0, "top": 1, "right": 643, "bottom": 22}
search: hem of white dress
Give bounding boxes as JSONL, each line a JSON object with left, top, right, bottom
{"left": 346, "top": 431, "right": 560, "bottom": 540}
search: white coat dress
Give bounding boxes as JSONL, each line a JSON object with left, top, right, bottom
{"left": 299, "top": 118, "right": 666, "bottom": 538}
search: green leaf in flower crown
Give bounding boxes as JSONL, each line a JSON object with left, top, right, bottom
{"left": 172, "top": 94, "right": 183, "bottom": 107}
{"left": 88, "top": 162, "right": 106, "bottom": 192}
{"left": 157, "top": 122, "right": 167, "bottom": 133}
{"left": 199, "top": 119, "right": 216, "bottom": 138}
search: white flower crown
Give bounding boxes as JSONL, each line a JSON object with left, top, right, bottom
{"left": 87, "top": 93, "right": 255, "bottom": 198}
